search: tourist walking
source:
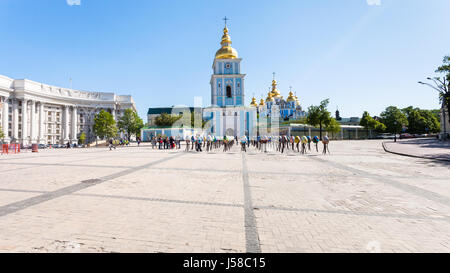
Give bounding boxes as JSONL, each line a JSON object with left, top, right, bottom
{"left": 151, "top": 137, "right": 156, "bottom": 149}
{"left": 109, "top": 138, "right": 116, "bottom": 150}
{"left": 301, "top": 136, "right": 308, "bottom": 154}
{"left": 294, "top": 136, "right": 300, "bottom": 152}
{"left": 313, "top": 136, "right": 320, "bottom": 152}
{"left": 196, "top": 135, "right": 203, "bottom": 152}
{"left": 185, "top": 135, "right": 191, "bottom": 151}
{"left": 322, "top": 135, "right": 330, "bottom": 155}
{"left": 240, "top": 135, "right": 248, "bottom": 152}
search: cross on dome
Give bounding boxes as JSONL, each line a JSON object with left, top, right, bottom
{"left": 223, "top": 16, "right": 229, "bottom": 27}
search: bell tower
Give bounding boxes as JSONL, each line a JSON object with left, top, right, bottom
{"left": 210, "top": 17, "right": 246, "bottom": 107}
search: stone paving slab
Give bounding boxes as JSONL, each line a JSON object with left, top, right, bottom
{"left": 0, "top": 140, "right": 448, "bottom": 253}
{"left": 383, "top": 138, "right": 450, "bottom": 161}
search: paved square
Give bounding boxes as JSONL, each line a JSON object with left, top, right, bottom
{"left": 0, "top": 140, "right": 449, "bottom": 253}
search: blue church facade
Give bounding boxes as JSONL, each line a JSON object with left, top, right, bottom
{"left": 203, "top": 22, "right": 256, "bottom": 138}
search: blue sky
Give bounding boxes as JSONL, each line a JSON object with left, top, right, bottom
{"left": 1, "top": 0, "right": 449, "bottom": 119}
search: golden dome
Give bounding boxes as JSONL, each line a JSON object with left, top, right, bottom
{"left": 215, "top": 27, "right": 238, "bottom": 59}
{"left": 293, "top": 91, "right": 300, "bottom": 106}
{"left": 270, "top": 79, "right": 282, "bottom": 99}
{"left": 259, "top": 98, "right": 265, "bottom": 106}
{"left": 266, "top": 92, "right": 274, "bottom": 102}
{"left": 250, "top": 97, "right": 258, "bottom": 107}
{"left": 286, "top": 91, "right": 296, "bottom": 102}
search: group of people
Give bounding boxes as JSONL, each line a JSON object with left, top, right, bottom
{"left": 184, "top": 135, "right": 238, "bottom": 152}
{"left": 142, "top": 134, "right": 331, "bottom": 155}
{"left": 150, "top": 136, "right": 182, "bottom": 150}
{"left": 108, "top": 137, "right": 135, "bottom": 150}
{"left": 250, "top": 135, "right": 330, "bottom": 155}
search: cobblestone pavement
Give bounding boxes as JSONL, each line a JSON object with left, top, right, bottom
{"left": 383, "top": 138, "right": 450, "bottom": 161}
{"left": 0, "top": 140, "right": 449, "bottom": 253}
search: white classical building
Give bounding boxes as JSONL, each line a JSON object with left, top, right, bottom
{"left": 0, "top": 74, "right": 136, "bottom": 145}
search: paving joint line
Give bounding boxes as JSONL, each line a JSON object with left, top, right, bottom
{"left": 241, "top": 153, "right": 261, "bottom": 253}
{"left": 0, "top": 153, "right": 185, "bottom": 218}
{"left": 307, "top": 155, "right": 450, "bottom": 208}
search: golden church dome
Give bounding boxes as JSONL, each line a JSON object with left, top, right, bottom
{"left": 215, "top": 27, "right": 239, "bottom": 59}
{"left": 270, "top": 79, "right": 282, "bottom": 99}
{"left": 286, "top": 91, "right": 296, "bottom": 102}
{"left": 250, "top": 97, "right": 258, "bottom": 107}
{"left": 259, "top": 98, "right": 265, "bottom": 106}
{"left": 266, "top": 92, "right": 274, "bottom": 102}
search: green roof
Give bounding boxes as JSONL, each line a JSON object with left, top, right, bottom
{"left": 147, "top": 107, "right": 197, "bottom": 115}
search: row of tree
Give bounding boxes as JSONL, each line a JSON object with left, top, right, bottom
{"left": 360, "top": 106, "right": 440, "bottom": 136}
{"left": 154, "top": 111, "right": 206, "bottom": 128}
{"left": 92, "top": 109, "right": 144, "bottom": 142}
{"left": 302, "top": 99, "right": 440, "bottom": 139}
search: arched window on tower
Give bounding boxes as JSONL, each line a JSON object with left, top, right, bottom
{"left": 226, "top": 86, "right": 232, "bottom": 98}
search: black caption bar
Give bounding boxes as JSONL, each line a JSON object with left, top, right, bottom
{"left": 0, "top": 253, "right": 446, "bottom": 272}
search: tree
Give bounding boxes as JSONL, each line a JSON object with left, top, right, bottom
{"left": 0, "top": 125, "right": 4, "bottom": 142}
{"left": 419, "top": 109, "right": 440, "bottom": 133}
{"left": 325, "top": 118, "right": 341, "bottom": 139}
{"left": 79, "top": 132, "right": 86, "bottom": 145}
{"left": 380, "top": 106, "right": 408, "bottom": 136}
{"left": 117, "top": 109, "right": 144, "bottom": 140}
{"left": 402, "top": 106, "right": 440, "bottom": 134}
{"left": 93, "top": 110, "right": 118, "bottom": 140}
{"left": 419, "top": 56, "right": 450, "bottom": 132}
{"left": 306, "top": 99, "right": 332, "bottom": 139}
{"left": 360, "top": 111, "right": 375, "bottom": 138}
{"left": 154, "top": 113, "right": 182, "bottom": 127}
{"left": 360, "top": 111, "right": 386, "bottom": 138}
{"left": 374, "top": 121, "right": 386, "bottom": 133}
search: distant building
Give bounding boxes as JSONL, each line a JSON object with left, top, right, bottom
{"left": 147, "top": 107, "right": 196, "bottom": 127}
{"left": 335, "top": 109, "right": 342, "bottom": 121}
{"left": 250, "top": 79, "right": 305, "bottom": 121}
{"left": 0, "top": 74, "right": 136, "bottom": 145}
{"left": 202, "top": 22, "right": 256, "bottom": 137}
{"left": 338, "top": 117, "right": 361, "bottom": 126}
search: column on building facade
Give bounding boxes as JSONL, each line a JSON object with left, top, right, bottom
{"left": 30, "top": 100, "right": 36, "bottom": 143}
{"left": 22, "top": 99, "right": 28, "bottom": 144}
{"left": 112, "top": 106, "right": 116, "bottom": 121}
{"left": 64, "top": 105, "right": 70, "bottom": 141}
{"left": 1, "top": 97, "right": 10, "bottom": 142}
{"left": 38, "top": 102, "right": 45, "bottom": 143}
{"left": 71, "top": 106, "right": 78, "bottom": 143}
{"left": 13, "top": 99, "right": 19, "bottom": 140}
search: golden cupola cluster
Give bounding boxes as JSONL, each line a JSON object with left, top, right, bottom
{"left": 251, "top": 76, "right": 302, "bottom": 108}
{"left": 215, "top": 27, "right": 239, "bottom": 59}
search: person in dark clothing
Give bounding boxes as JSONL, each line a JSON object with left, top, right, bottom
{"left": 109, "top": 138, "right": 116, "bottom": 150}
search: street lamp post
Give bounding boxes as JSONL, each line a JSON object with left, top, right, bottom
{"left": 394, "top": 121, "right": 397, "bottom": 142}
{"left": 418, "top": 80, "right": 448, "bottom": 140}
